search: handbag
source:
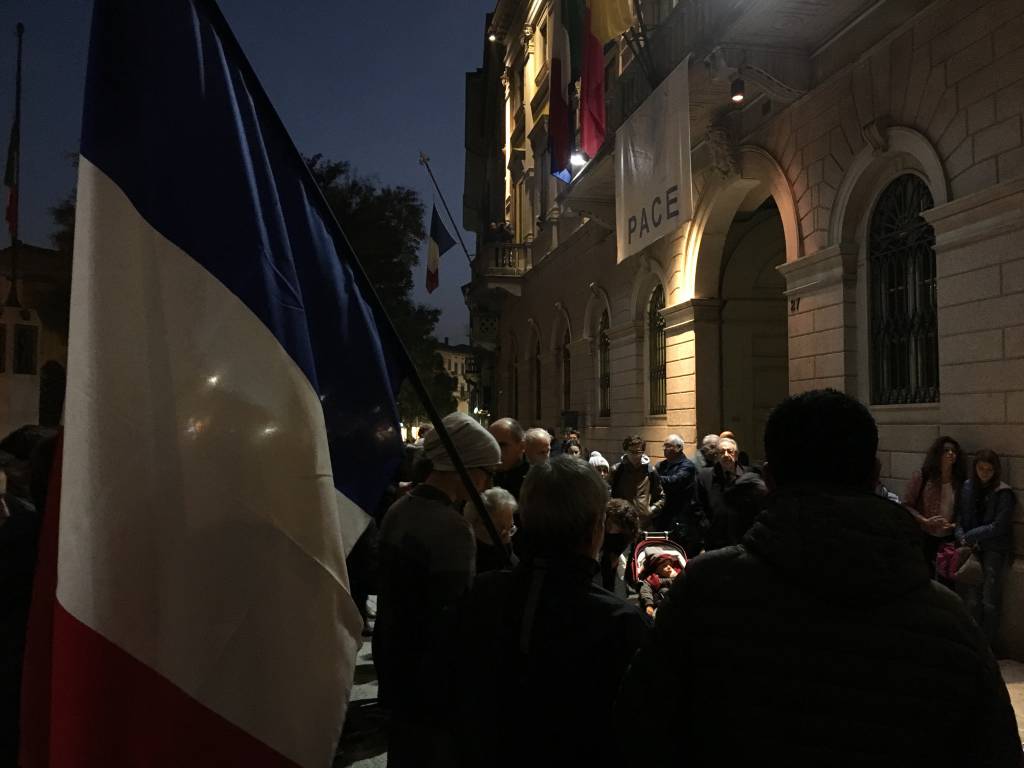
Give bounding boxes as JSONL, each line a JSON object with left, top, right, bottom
{"left": 954, "top": 546, "right": 984, "bottom": 586}
{"left": 935, "top": 542, "right": 959, "bottom": 581}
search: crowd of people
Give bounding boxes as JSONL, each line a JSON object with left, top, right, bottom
{"left": 370, "top": 390, "right": 1021, "bottom": 767}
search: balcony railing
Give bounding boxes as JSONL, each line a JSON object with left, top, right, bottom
{"left": 478, "top": 242, "right": 532, "bottom": 277}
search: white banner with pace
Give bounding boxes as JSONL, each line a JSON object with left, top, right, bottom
{"left": 615, "top": 56, "right": 693, "bottom": 263}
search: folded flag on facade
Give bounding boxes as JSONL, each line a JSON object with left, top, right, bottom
{"left": 549, "top": 0, "right": 573, "bottom": 182}
{"left": 426, "top": 204, "right": 455, "bottom": 293}
{"left": 20, "top": 2, "right": 406, "bottom": 766}
{"left": 590, "top": 0, "right": 635, "bottom": 43}
{"left": 580, "top": 0, "right": 607, "bottom": 158}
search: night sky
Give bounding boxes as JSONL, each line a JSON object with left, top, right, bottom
{"left": 0, "top": 0, "right": 494, "bottom": 344}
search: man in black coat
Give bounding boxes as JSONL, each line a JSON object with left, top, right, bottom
{"left": 455, "top": 456, "right": 649, "bottom": 768}
{"left": 651, "top": 434, "right": 698, "bottom": 551}
{"left": 619, "top": 389, "right": 1020, "bottom": 768}
{"left": 693, "top": 435, "right": 765, "bottom": 551}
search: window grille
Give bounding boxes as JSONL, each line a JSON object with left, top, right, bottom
{"left": 599, "top": 310, "right": 611, "bottom": 417}
{"left": 868, "top": 174, "right": 939, "bottom": 405}
{"left": 509, "top": 339, "right": 519, "bottom": 417}
{"left": 534, "top": 338, "right": 542, "bottom": 421}
{"left": 14, "top": 324, "right": 37, "bottom": 375}
{"left": 648, "top": 285, "right": 666, "bottom": 415}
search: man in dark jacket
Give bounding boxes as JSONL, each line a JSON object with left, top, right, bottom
{"left": 610, "top": 434, "right": 662, "bottom": 529}
{"left": 619, "top": 389, "right": 1020, "bottom": 768}
{"left": 490, "top": 417, "right": 529, "bottom": 500}
{"left": 652, "top": 434, "right": 698, "bottom": 551}
{"left": 455, "top": 456, "right": 649, "bottom": 768}
{"left": 692, "top": 435, "right": 765, "bottom": 550}
{"left": 375, "top": 412, "right": 501, "bottom": 766}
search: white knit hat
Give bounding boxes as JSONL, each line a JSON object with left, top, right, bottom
{"left": 588, "top": 451, "right": 610, "bottom": 470}
{"left": 424, "top": 412, "right": 501, "bottom": 471}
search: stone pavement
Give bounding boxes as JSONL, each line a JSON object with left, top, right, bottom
{"left": 334, "top": 597, "right": 386, "bottom": 768}
{"left": 1000, "top": 660, "right": 1024, "bottom": 742}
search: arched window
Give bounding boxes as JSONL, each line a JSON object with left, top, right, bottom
{"left": 648, "top": 284, "right": 666, "bottom": 415}
{"left": 533, "top": 337, "right": 543, "bottom": 421}
{"left": 598, "top": 309, "right": 611, "bottom": 417}
{"left": 561, "top": 328, "right": 571, "bottom": 410}
{"left": 868, "top": 174, "right": 939, "bottom": 404}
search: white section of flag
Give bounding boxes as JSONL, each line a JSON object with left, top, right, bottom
{"left": 58, "top": 157, "right": 364, "bottom": 768}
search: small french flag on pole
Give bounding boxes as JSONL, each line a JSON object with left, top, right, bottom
{"left": 426, "top": 204, "right": 455, "bottom": 294}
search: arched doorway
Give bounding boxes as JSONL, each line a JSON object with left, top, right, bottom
{"left": 686, "top": 147, "right": 799, "bottom": 464}
{"left": 719, "top": 196, "right": 788, "bottom": 464}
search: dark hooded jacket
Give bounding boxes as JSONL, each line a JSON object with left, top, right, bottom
{"left": 618, "top": 487, "right": 1020, "bottom": 768}
{"left": 455, "top": 554, "right": 649, "bottom": 768}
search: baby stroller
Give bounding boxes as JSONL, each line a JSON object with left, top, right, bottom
{"left": 629, "top": 532, "right": 687, "bottom": 587}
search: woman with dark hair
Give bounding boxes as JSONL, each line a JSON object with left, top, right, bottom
{"left": 955, "top": 449, "right": 1016, "bottom": 646}
{"left": 904, "top": 436, "right": 967, "bottom": 571}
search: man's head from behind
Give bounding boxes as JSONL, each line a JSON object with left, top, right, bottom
{"left": 764, "top": 389, "right": 878, "bottom": 492}
{"left": 520, "top": 455, "right": 609, "bottom": 559}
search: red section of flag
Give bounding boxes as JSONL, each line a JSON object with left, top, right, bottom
{"left": 426, "top": 266, "right": 438, "bottom": 293}
{"left": 43, "top": 604, "right": 300, "bottom": 767}
{"left": 19, "top": 431, "right": 62, "bottom": 768}
{"left": 19, "top": 430, "right": 299, "bottom": 768}
{"left": 580, "top": 4, "right": 606, "bottom": 158}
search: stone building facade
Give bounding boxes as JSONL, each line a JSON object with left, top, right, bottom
{"left": 463, "top": 0, "right": 1024, "bottom": 652}
{"left": 436, "top": 339, "right": 479, "bottom": 415}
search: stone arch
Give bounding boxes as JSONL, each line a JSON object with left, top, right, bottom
{"left": 685, "top": 146, "right": 801, "bottom": 300}
{"left": 582, "top": 283, "right": 613, "bottom": 341}
{"left": 549, "top": 302, "right": 573, "bottom": 351}
{"left": 829, "top": 126, "right": 949, "bottom": 247}
{"left": 629, "top": 254, "right": 669, "bottom": 327}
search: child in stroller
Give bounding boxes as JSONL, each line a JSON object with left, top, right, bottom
{"left": 635, "top": 543, "right": 685, "bottom": 618}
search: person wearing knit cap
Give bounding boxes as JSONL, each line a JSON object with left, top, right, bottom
{"left": 589, "top": 450, "right": 611, "bottom": 480}
{"left": 375, "top": 411, "right": 500, "bottom": 766}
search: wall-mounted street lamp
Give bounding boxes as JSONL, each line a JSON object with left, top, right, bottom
{"left": 730, "top": 78, "right": 745, "bottom": 103}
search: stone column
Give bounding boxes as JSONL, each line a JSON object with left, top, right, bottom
{"left": 924, "top": 177, "right": 1024, "bottom": 658}
{"left": 662, "top": 299, "right": 721, "bottom": 449}
{"left": 776, "top": 245, "right": 858, "bottom": 394}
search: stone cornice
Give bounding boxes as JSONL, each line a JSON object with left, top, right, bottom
{"left": 776, "top": 244, "right": 856, "bottom": 297}
{"left": 606, "top": 322, "right": 642, "bottom": 342}
{"left": 924, "top": 177, "right": 1024, "bottom": 251}
{"left": 662, "top": 298, "right": 721, "bottom": 334}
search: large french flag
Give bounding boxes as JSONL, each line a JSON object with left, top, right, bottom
{"left": 20, "top": 1, "right": 405, "bottom": 766}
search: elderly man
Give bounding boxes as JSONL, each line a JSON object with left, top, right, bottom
{"left": 455, "top": 456, "right": 649, "bottom": 768}
{"left": 652, "top": 434, "right": 698, "bottom": 553}
{"left": 610, "top": 434, "right": 662, "bottom": 529}
{"left": 375, "top": 411, "right": 501, "bottom": 766}
{"left": 490, "top": 417, "right": 529, "bottom": 500}
{"left": 693, "top": 435, "right": 765, "bottom": 550}
{"left": 691, "top": 433, "right": 720, "bottom": 471}
{"left": 523, "top": 427, "right": 552, "bottom": 466}
{"left": 619, "top": 389, "right": 1021, "bottom": 767}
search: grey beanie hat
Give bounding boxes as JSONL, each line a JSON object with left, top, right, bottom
{"left": 424, "top": 412, "right": 501, "bottom": 471}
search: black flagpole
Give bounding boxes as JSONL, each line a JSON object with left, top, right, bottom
{"left": 418, "top": 151, "right": 473, "bottom": 266}
{"left": 197, "top": 0, "right": 509, "bottom": 564}
{"left": 7, "top": 22, "right": 23, "bottom": 308}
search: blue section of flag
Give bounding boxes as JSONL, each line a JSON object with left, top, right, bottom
{"left": 80, "top": 0, "right": 404, "bottom": 515}
{"left": 429, "top": 206, "right": 456, "bottom": 255}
